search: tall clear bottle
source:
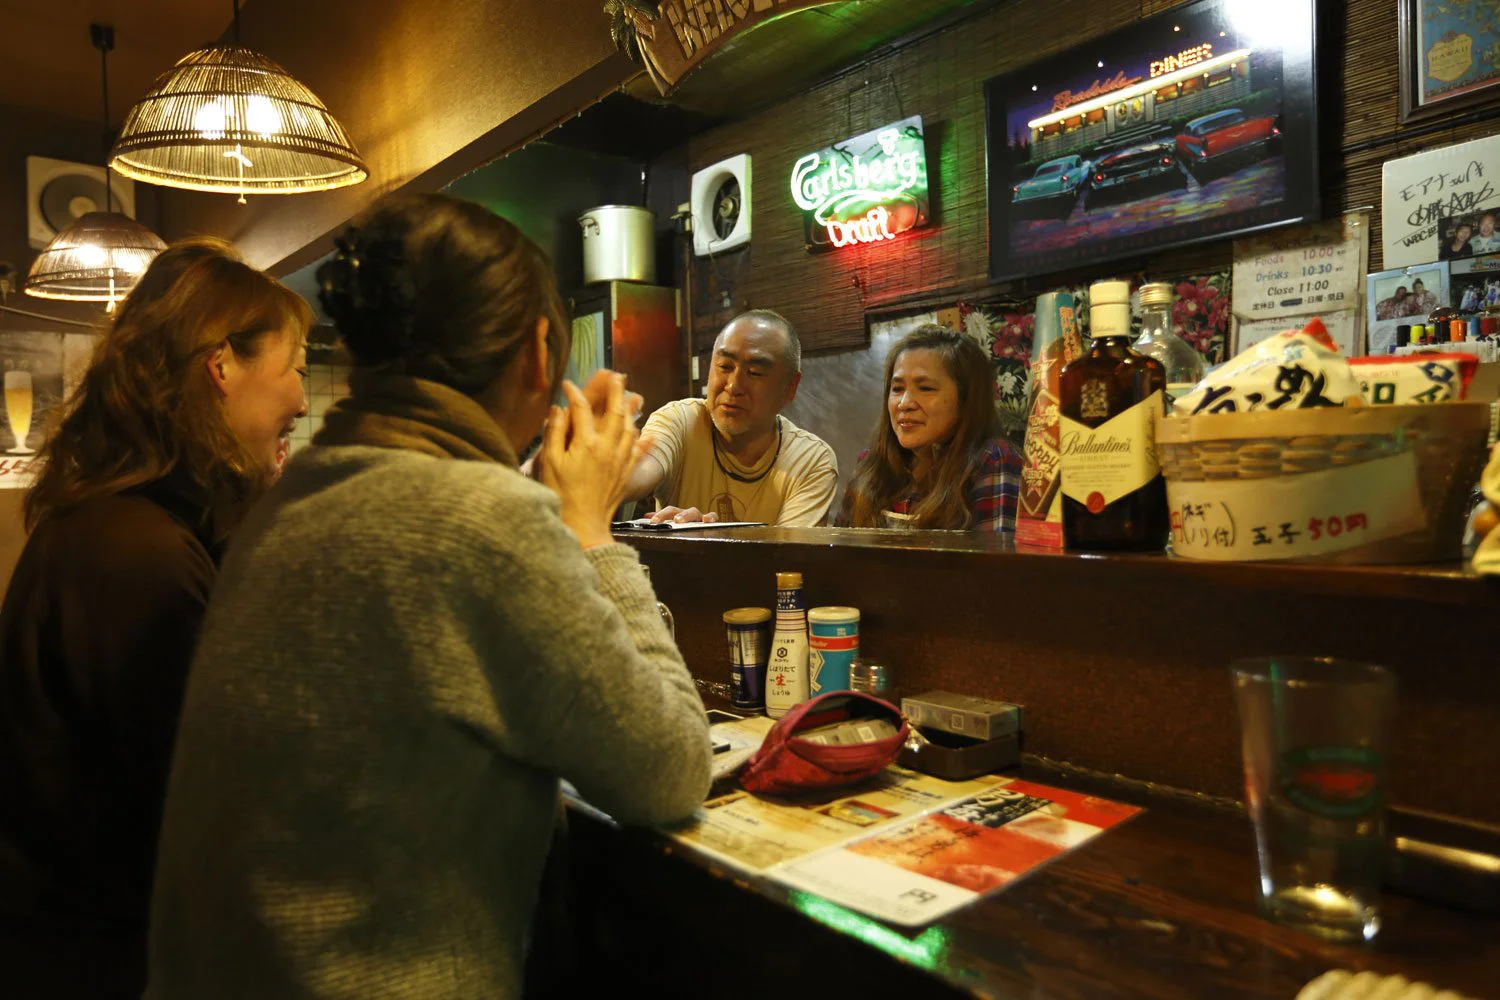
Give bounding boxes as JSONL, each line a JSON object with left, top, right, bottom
{"left": 1060, "top": 280, "right": 1169, "bottom": 552}
{"left": 641, "top": 565, "right": 674, "bottom": 639}
{"left": 1132, "top": 282, "right": 1205, "bottom": 407}
{"left": 764, "top": 572, "right": 809, "bottom": 718}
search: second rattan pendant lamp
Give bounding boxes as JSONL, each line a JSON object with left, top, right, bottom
{"left": 25, "top": 24, "right": 168, "bottom": 312}
{"left": 109, "top": 0, "right": 367, "bottom": 203}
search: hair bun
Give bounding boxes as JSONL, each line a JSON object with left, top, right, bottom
{"left": 316, "top": 225, "right": 415, "bottom": 363}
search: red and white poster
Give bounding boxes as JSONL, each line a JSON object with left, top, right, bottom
{"left": 775, "top": 778, "right": 1141, "bottom": 926}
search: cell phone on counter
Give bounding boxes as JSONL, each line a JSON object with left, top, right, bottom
{"left": 706, "top": 709, "right": 743, "bottom": 755}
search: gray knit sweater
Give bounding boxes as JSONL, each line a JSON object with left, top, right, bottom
{"left": 145, "top": 446, "right": 711, "bottom": 999}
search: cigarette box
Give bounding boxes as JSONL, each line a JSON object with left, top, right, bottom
{"left": 901, "top": 691, "right": 1022, "bottom": 741}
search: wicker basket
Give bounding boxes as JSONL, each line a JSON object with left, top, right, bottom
{"left": 1156, "top": 402, "right": 1493, "bottom": 564}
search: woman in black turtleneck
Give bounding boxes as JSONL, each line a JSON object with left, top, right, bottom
{"left": 0, "top": 239, "right": 311, "bottom": 999}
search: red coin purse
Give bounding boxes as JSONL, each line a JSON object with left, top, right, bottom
{"left": 738, "top": 691, "right": 909, "bottom": 795}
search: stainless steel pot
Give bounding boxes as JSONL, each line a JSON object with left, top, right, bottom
{"left": 578, "top": 205, "right": 655, "bottom": 285}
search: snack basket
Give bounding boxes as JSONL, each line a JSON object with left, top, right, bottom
{"left": 1156, "top": 402, "right": 1492, "bottom": 564}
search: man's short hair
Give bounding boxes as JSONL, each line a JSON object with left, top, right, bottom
{"left": 737, "top": 308, "right": 801, "bottom": 374}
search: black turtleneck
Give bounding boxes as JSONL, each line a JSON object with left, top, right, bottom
{"left": 0, "top": 474, "right": 221, "bottom": 999}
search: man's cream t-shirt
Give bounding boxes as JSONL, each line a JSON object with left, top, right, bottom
{"left": 642, "top": 399, "right": 838, "bottom": 526}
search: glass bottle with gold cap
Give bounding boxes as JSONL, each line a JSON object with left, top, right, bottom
{"left": 1060, "top": 279, "right": 1168, "bottom": 551}
{"left": 1132, "top": 282, "right": 1205, "bottom": 407}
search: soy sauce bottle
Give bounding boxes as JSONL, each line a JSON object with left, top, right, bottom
{"left": 1059, "top": 280, "right": 1168, "bottom": 551}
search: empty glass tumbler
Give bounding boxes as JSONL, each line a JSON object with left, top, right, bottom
{"left": 1231, "top": 656, "right": 1396, "bottom": 943}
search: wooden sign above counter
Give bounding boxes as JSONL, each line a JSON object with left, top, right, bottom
{"left": 631, "top": 0, "right": 849, "bottom": 93}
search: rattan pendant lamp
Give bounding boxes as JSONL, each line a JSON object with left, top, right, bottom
{"left": 109, "top": 0, "right": 367, "bottom": 203}
{"left": 25, "top": 24, "right": 168, "bottom": 312}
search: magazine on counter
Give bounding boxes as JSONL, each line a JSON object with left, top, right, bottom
{"left": 774, "top": 779, "right": 1141, "bottom": 926}
{"left": 573, "top": 716, "right": 1143, "bottom": 927}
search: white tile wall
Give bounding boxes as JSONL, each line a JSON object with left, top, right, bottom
{"left": 287, "top": 362, "right": 351, "bottom": 457}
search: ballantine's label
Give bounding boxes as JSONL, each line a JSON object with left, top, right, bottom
{"left": 1060, "top": 390, "right": 1162, "bottom": 513}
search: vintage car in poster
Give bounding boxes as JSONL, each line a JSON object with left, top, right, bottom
{"left": 1085, "top": 138, "right": 1184, "bottom": 207}
{"left": 1175, "top": 108, "right": 1280, "bottom": 177}
{"left": 1011, "top": 155, "right": 1092, "bottom": 214}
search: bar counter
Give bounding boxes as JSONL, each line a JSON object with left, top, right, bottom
{"left": 563, "top": 749, "right": 1500, "bottom": 999}
{"left": 621, "top": 527, "right": 1500, "bottom": 826}
{"left": 543, "top": 528, "right": 1500, "bottom": 996}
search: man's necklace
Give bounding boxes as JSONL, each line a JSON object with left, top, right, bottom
{"left": 713, "top": 418, "right": 782, "bottom": 484}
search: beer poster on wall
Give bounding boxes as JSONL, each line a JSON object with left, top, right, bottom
{"left": 0, "top": 332, "right": 91, "bottom": 489}
{"left": 984, "top": 0, "right": 1320, "bottom": 279}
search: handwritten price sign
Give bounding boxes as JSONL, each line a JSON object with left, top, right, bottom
{"left": 1383, "top": 135, "right": 1500, "bottom": 269}
{"left": 1166, "top": 452, "right": 1427, "bottom": 561}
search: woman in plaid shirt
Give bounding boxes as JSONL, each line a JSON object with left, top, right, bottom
{"left": 837, "top": 325, "right": 1021, "bottom": 532}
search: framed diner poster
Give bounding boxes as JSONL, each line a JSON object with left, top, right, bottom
{"left": 1399, "top": 0, "right": 1500, "bottom": 123}
{"left": 984, "top": 0, "right": 1319, "bottom": 280}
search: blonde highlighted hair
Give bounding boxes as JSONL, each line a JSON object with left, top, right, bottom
{"left": 25, "top": 238, "right": 312, "bottom": 537}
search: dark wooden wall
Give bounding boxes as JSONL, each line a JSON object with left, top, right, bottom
{"left": 672, "top": 0, "right": 1500, "bottom": 354}
{"left": 631, "top": 531, "right": 1500, "bottom": 828}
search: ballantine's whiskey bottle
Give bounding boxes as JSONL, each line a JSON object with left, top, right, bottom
{"left": 1059, "top": 280, "right": 1168, "bottom": 551}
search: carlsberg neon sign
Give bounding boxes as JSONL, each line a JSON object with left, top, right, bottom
{"left": 789, "top": 115, "right": 930, "bottom": 252}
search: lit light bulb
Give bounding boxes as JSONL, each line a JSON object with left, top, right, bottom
{"left": 194, "top": 100, "right": 227, "bottom": 140}
{"left": 75, "top": 244, "right": 107, "bottom": 268}
{"left": 1226, "top": 0, "right": 1306, "bottom": 48}
{"left": 245, "top": 95, "right": 282, "bottom": 137}
{"left": 117, "top": 255, "right": 147, "bottom": 275}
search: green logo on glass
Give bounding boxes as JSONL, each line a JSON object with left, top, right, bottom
{"left": 789, "top": 115, "right": 930, "bottom": 253}
{"left": 1278, "top": 746, "right": 1384, "bottom": 819}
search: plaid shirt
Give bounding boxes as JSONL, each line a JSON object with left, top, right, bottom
{"left": 843, "top": 439, "right": 1023, "bottom": 532}
{"left": 961, "top": 439, "right": 1022, "bottom": 533}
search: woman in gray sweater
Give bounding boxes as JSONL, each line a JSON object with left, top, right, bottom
{"left": 146, "top": 193, "right": 711, "bottom": 999}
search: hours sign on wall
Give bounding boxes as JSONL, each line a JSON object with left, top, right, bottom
{"left": 789, "top": 115, "right": 930, "bottom": 252}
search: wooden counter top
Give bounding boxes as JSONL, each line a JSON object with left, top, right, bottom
{"left": 618, "top": 526, "right": 1500, "bottom": 607}
{"left": 562, "top": 761, "right": 1500, "bottom": 999}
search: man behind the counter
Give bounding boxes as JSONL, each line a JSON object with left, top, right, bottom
{"left": 626, "top": 310, "right": 838, "bottom": 526}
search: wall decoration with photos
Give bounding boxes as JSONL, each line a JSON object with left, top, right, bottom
{"left": 1447, "top": 251, "right": 1500, "bottom": 312}
{"left": 1399, "top": 0, "right": 1500, "bottom": 123}
{"left": 1365, "top": 261, "right": 1450, "bottom": 353}
{"left": 984, "top": 0, "right": 1319, "bottom": 280}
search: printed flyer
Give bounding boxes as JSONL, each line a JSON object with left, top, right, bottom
{"left": 671, "top": 766, "right": 1005, "bottom": 874}
{"left": 774, "top": 779, "right": 1141, "bottom": 926}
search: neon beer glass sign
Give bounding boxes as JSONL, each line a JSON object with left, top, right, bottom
{"left": 789, "top": 115, "right": 930, "bottom": 252}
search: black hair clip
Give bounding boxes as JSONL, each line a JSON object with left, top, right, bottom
{"left": 316, "top": 225, "right": 416, "bottom": 359}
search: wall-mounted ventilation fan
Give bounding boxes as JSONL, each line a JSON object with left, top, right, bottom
{"left": 27, "top": 156, "right": 137, "bottom": 250}
{"left": 691, "top": 153, "right": 751, "bottom": 257}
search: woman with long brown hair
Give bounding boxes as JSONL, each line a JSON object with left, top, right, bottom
{"left": 145, "top": 193, "right": 709, "bottom": 999}
{"left": 838, "top": 324, "right": 1021, "bottom": 532}
{"left": 0, "top": 239, "right": 311, "bottom": 1000}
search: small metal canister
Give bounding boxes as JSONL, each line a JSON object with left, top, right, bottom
{"left": 724, "top": 607, "right": 772, "bottom": 711}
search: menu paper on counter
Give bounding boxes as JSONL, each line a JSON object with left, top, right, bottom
{"left": 672, "top": 767, "right": 1007, "bottom": 874}
{"left": 709, "top": 714, "right": 774, "bottom": 783}
{"left": 775, "top": 779, "right": 1141, "bottom": 926}
{"left": 1231, "top": 212, "right": 1368, "bottom": 357}
{"left": 1383, "top": 135, "right": 1500, "bottom": 269}
{"left": 1167, "top": 451, "right": 1427, "bottom": 561}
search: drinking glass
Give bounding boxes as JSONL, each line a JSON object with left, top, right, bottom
{"left": 880, "top": 510, "right": 916, "bottom": 530}
{"left": 4, "top": 370, "right": 34, "bottom": 455}
{"left": 1231, "top": 656, "right": 1395, "bottom": 943}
